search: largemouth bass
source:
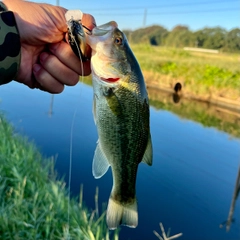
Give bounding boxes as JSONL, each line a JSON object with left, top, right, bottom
{"left": 86, "top": 21, "right": 153, "bottom": 230}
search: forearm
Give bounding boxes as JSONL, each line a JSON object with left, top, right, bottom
{"left": 0, "top": 1, "right": 21, "bottom": 85}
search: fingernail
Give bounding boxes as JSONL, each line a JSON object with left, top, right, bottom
{"left": 33, "top": 64, "right": 41, "bottom": 73}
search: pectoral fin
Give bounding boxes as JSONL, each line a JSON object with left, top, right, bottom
{"left": 92, "top": 141, "right": 110, "bottom": 179}
{"left": 142, "top": 134, "right": 153, "bottom": 166}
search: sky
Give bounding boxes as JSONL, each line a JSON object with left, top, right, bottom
{"left": 36, "top": 0, "right": 239, "bottom": 31}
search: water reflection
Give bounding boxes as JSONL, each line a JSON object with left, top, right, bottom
{"left": 147, "top": 86, "right": 240, "bottom": 138}
{"left": 173, "top": 82, "right": 182, "bottom": 104}
{"left": 220, "top": 166, "right": 240, "bottom": 232}
{"left": 172, "top": 92, "right": 181, "bottom": 104}
{"left": 0, "top": 81, "right": 239, "bottom": 240}
{"left": 48, "top": 94, "right": 54, "bottom": 117}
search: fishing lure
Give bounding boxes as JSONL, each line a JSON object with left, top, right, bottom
{"left": 65, "top": 10, "right": 89, "bottom": 61}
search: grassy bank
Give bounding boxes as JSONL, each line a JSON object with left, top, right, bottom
{"left": 148, "top": 88, "right": 240, "bottom": 138}
{"left": 131, "top": 44, "right": 240, "bottom": 101}
{"left": 0, "top": 115, "right": 118, "bottom": 240}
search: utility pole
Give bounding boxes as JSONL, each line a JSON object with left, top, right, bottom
{"left": 143, "top": 8, "right": 147, "bottom": 27}
{"left": 56, "top": 0, "right": 59, "bottom": 6}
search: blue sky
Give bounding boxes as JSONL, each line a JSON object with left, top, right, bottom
{"left": 38, "top": 0, "right": 239, "bottom": 31}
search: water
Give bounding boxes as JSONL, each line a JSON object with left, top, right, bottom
{"left": 0, "top": 81, "right": 240, "bottom": 240}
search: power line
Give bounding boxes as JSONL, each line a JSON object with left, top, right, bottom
{"left": 83, "top": 0, "right": 240, "bottom": 11}
{"left": 151, "top": 7, "right": 240, "bottom": 15}
{"left": 93, "top": 8, "right": 239, "bottom": 16}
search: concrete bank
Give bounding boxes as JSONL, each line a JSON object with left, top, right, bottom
{"left": 146, "top": 82, "right": 240, "bottom": 114}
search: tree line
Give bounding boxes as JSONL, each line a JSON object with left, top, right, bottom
{"left": 123, "top": 25, "right": 240, "bottom": 53}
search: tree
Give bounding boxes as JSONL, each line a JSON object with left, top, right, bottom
{"left": 223, "top": 28, "right": 240, "bottom": 52}
{"left": 194, "top": 29, "right": 208, "bottom": 47}
{"left": 124, "top": 24, "right": 239, "bottom": 52}
{"left": 148, "top": 26, "right": 168, "bottom": 46}
{"left": 123, "top": 25, "right": 168, "bottom": 45}
{"left": 202, "top": 27, "right": 227, "bottom": 50}
{"left": 165, "top": 25, "right": 195, "bottom": 47}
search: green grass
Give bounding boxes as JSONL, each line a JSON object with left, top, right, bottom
{"left": 0, "top": 115, "right": 119, "bottom": 240}
{"left": 131, "top": 44, "right": 240, "bottom": 100}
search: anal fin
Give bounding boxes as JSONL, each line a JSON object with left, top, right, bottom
{"left": 142, "top": 134, "right": 153, "bottom": 166}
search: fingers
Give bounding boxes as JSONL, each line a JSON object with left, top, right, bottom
{"left": 49, "top": 41, "right": 91, "bottom": 76}
{"left": 33, "top": 63, "right": 65, "bottom": 94}
{"left": 82, "top": 13, "right": 96, "bottom": 31}
{"left": 33, "top": 48, "right": 83, "bottom": 93}
{"left": 40, "top": 51, "right": 80, "bottom": 85}
{"left": 82, "top": 14, "right": 97, "bottom": 59}
{"left": 32, "top": 13, "right": 96, "bottom": 94}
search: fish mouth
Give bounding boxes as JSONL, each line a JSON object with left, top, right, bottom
{"left": 86, "top": 21, "right": 118, "bottom": 52}
{"left": 92, "top": 21, "right": 118, "bottom": 36}
{"left": 88, "top": 21, "right": 122, "bottom": 84}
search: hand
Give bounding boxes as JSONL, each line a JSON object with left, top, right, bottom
{"left": 3, "top": 0, "right": 96, "bottom": 93}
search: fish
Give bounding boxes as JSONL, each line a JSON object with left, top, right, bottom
{"left": 86, "top": 21, "right": 153, "bottom": 230}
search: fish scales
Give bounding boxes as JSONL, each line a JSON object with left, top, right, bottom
{"left": 94, "top": 82, "right": 148, "bottom": 202}
{"left": 86, "top": 21, "right": 153, "bottom": 229}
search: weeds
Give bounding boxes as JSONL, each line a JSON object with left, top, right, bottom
{"left": 0, "top": 115, "right": 118, "bottom": 240}
{"left": 130, "top": 44, "right": 240, "bottom": 100}
{"left": 153, "top": 222, "right": 182, "bottom": 240}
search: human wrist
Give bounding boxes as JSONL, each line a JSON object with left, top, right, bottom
{"left": 0, "top": 1, "right": 21, "bottom": 85}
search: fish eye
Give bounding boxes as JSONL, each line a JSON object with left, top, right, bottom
{"left": 115, "top": 37, "right": 122, "bottom": 45}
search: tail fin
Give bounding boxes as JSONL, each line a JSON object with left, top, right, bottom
{"left": 106, "top": 197, "right": 138, "bottom": 230}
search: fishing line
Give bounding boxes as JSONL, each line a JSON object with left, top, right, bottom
{"left": 67, "top": 19, "right": 85, "bottom": 240}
